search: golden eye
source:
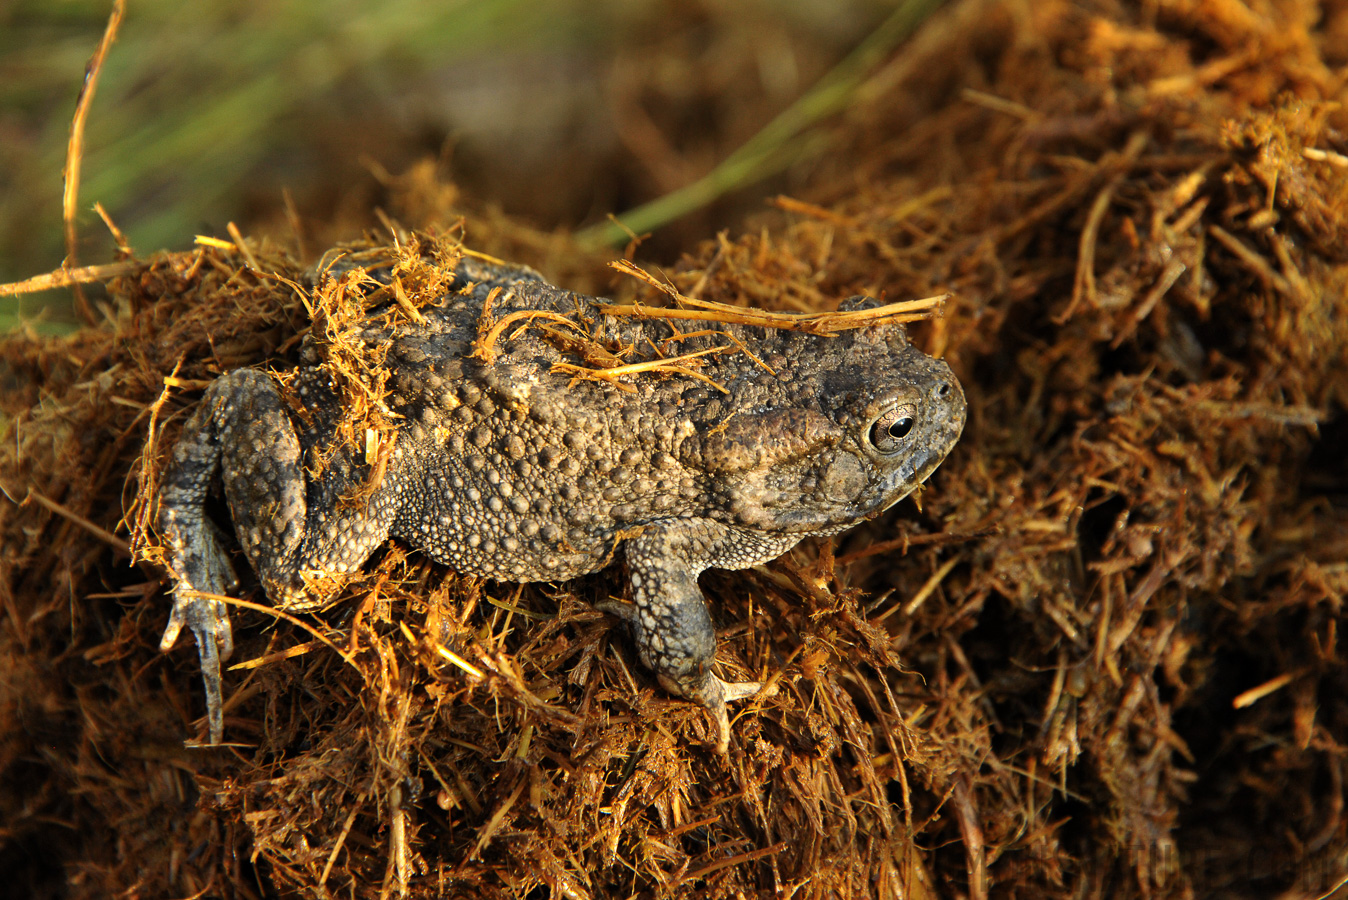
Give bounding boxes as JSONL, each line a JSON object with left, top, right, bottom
{"left": 868, "top": 405, "right": 916, "bottom": 453}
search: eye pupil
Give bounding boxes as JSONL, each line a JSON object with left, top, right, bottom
{"left": 868, "top": 407, "right": 917, "bottom": 452}
{"left": 888, "top": 417, "right": 914, "bottom": 440}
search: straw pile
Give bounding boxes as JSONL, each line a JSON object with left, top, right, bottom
{"left": 2, "top": 0, "right": 1345, "bottom": 897}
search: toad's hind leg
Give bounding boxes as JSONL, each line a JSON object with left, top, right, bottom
{"left": 598, "top": 520, "right": 780, "bottom": 754}
{"left": 158, "top": 369, "right": 308, "bottom": 743}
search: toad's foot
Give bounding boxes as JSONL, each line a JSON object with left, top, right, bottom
{"left": 159, "top": 523, "right": 237, "bottom": 744}
{"left": 658, "top": 668, "right": 774, "bottom": 754}
{"left": 598, "top": 589, "right": 773, "bottom": 754}
{"left": 603, "top": 518, "right": 800, "bottom": 752}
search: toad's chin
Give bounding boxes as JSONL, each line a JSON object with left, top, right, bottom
{"left": 876, "top": 450, "right": 950, "bottom": 514}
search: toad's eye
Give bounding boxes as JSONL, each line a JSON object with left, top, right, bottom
{"left": 868, "top": 405, "right": 916, "bottom": 453}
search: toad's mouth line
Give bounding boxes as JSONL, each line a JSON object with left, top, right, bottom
{"left": 877, "top": 447, "right": 954, "bottom": 514}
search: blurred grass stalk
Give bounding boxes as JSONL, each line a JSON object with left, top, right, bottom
{"left": 577, "top": 0, "right": 945, "bottom": 250}
{"left": 1, "top": 0, "right": 580, "bottom": 331}
{"left": 0, "top": 0, "right": 939, "bottom": 332}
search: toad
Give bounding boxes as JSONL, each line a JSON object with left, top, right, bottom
{"left": 156, "top": 254, "right": 966, "bottom": 750}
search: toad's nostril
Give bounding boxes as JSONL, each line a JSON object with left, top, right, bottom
{"left": 937, "top": 381, "right": 951, "bottom": 398}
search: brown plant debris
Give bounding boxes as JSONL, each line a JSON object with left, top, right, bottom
{"left": 3, "top": 0, "right": 1348, "bottom": 898}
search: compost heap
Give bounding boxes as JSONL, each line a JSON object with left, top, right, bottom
{"left": 2, "top": 1, "right": 1346, "bottom": 897}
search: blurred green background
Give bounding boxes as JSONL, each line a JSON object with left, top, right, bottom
{"left": 1, "top": 0, "right": 900, "bottom": 329}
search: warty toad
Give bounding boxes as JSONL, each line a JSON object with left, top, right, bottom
{"left": 156, "top": 255, "right": 966, "bottom": 751}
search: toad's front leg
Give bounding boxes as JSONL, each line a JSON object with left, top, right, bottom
{"left": 599, "top": 519, "right": 782, "bottom": 753}
{"left": 158, "top": 369, "right": 319, "bottom": 744}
